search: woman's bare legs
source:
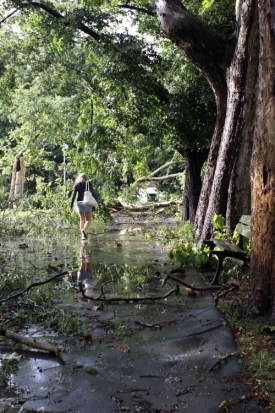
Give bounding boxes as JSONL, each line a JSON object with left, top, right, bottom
{"left": 79, "top": 213, "right": 86, "bottom": 231}
{"left": 83, "top": 212, "right": 92, "bottom": 231}
{"left": 79, "top": 212, "right": 92, "bottom": 238}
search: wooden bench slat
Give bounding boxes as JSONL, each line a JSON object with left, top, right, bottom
{"left": 238, "top": 215, "right": 251, "bottom": 226}
{"left": 205, "top": 214, "right": 251, "bottom": 285}
{"left": 211, "top": 239, "right": 246, "bottom": 254}
{"left": 235, "top": 223, "right": 251, "bottom": 239}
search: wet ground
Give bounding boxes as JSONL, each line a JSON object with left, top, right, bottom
{"left": 0, "top": 221, "right": 263, "bottom": 412}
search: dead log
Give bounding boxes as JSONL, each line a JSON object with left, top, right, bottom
{"left": 0, "top": 325, "right": 63, "bottom": 356}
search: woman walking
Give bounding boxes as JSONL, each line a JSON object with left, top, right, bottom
{"left": 77, "top": 242, "right": 99, "bottom": 298}
{"left": 69, "top": 173, "right": 97, "bottom": 240}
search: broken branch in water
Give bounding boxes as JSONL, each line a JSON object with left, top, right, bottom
{"left": 80, "top": 284, "right": 179, "bottom": 302}
{"left": 161, "top": 274, "right": 222, "bottom": 291}
{"left": 0, "top": 270, "right": 68, "bottom": 303}
{"left": 0, "top": 325, "right": 63, "bottom": 356}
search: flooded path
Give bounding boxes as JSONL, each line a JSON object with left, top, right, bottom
{"left": 0, "top": 221, "right": 261, "bottom": 412}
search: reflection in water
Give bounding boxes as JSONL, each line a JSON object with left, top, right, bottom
{"left": 77, "top": 241, "right": 99, "bottom": 298}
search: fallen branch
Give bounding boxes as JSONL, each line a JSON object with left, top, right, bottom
{"left": 0, "top": 325, "right": 63, "bottom": 356}
{"left": 209, "top": 352, "right": 237, "bottom": 371}
{"left": 135, "top": 321, "right": 162, "bottom": 329}
{"left": 116, "top": 198, "right": 182, "bottom": 212}
{"left": 176, "top": 385, "right": 197, "bottom": 397}
{"left": 188, "top": 324, "right": 225, "bottom": 336}
{"left": 133, "top": 172, "right": 183, "bottom": 186}
{"left": 116, "top": 387, "right": 150, "bottom": 393}
{"left": 80, "top": 285, "right": 180, "bottom": 302}
{"left": 161, "top": 274, "right": 222, "bottom": 291}
{"left": 0, "top": 270, "right": 68, "bottom": 303}
{"left": 213, "top": 286, "right": 236, "bottom": 302}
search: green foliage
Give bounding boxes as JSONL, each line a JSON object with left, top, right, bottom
{"left": 202, "top": 0, "right": 214, "bottom": 10}
{"left": 261, "top": 325, "right": 275, "bottom": 334}
{"left": 0, "top": 0, "right": 217, "bottom": 208}
{"left": 146, "top": 221, "right": 212, "bottom": 268}
{"left": 169, "top": 235, "right": 211, "bottom": 268}
{"left": 213, "top": 214, "right": 251, "bottom": 254}
{"left": 233, "top": 228, "right": 251, "bottom": 253}
{"left": 1, "top": 352, "right": 22, "bottom": 363}
{"left": 212, "top": 214, "right": 228, "bottom": 239}
{"left": 0, "top": 267, "right": 90, "bottom": 337}
{"left": 108, "top": 320, "right": 133, "bottom": 340}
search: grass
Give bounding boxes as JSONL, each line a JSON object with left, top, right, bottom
{"left": 218, "top": 298, "right": 275, "bottom": 411}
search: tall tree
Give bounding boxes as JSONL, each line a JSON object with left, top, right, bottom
{"left": 151, "top": 0, "right": 275, "bottom": 321}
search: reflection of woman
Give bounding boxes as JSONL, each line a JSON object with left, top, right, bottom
{"left": 69, "top": 173, "right": 97, "bottom": 240}
{"left": 77, "top": 242, "right": 98, "bottom": 298}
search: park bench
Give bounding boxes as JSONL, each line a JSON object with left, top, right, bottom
{"left": 204, "top": 215, "right": 251, "bottom": 285}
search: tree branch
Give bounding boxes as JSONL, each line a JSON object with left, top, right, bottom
{"left": 80, "top": 283, "right": 180, "bottom": 302}
{"left": 0, "top": 325, "right": 63, "bottom": 355}
{"left": 151, "top": 0, "right": 227, "bottom": 104}
{"left": 0, "top": 270, "right": 68, "bottom": 303}
{"left": 148, "top": 160, "right": 180, "bottom": 177}
{"left": 19, "top": 2, "right": 101, "bottom": 41}
{"left": 116, "top": 198, "right": 182, "bottom": 211}
{"left": 18, "top": 134, "right": 32, "bottom": 156}
{"left": 161, "top": 274, "right": 223, "bottom": 291}
{"left": 0, "top": 8, "right": 20, "bottom": 25}
{"left": 133, "top": 172, "right": 182, "bottom": 186}
{"left": 118, "top": 4, "right": 155, "bottom": 17}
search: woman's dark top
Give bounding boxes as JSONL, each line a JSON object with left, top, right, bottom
{"left": 70, "top": 181, "right": 97, "bottom": 209}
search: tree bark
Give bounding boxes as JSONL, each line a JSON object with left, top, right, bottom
{"left": 248, "top": 0, "right": 275, "bottom": 321}
{"left": 180, "top": 149, "right": 208, "bottom": 224}
{"left": 196, "top": 0, "right": 256, "bottom": 239}
{"left": 152, "top": 0, "right": 255, "bottom": 239}
{"left": 9, "top": 154, "right": 25, "bottom": 207}
{"left": 153, "top": 0, "right": 275, "bottom": 322}
{"left": 0, "top": 326, "right": 62, "bottom": 356}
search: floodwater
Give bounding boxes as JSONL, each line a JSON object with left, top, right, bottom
{"left": 0, "top": 221, "right": 261, "bottom": 413}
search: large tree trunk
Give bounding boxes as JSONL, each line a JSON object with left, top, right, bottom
{"left": 152, "top": 0, "right": 254, "bottom": 240}
{"left": 152, "top": 0, "right": 228, "bottom": 237}
{"left": 180, "top": 149, "right": 208, "bottom": 224}
{"left": 195, "top": 0, "right": 256, "bottom": 239}
{"left": 9, "top": 154, "right": 25, "bottom": 208}
{"left": 248, "top": 0, "right": 275, "bottom": 322}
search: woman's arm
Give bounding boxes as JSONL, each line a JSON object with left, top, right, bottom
{"left": 70, "top": 184, "right": 78, "bottom": 210}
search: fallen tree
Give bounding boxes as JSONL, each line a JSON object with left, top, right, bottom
{"left": 116, "top": 198, "right": 182, "bottom": 212}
